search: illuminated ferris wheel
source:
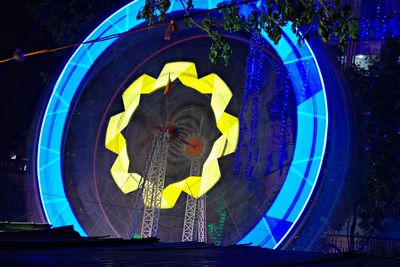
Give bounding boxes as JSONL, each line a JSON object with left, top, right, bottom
{"left": 35, "top": 0, "right": 329, "bottom": 248}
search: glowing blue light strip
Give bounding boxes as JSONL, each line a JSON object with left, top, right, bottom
{"left": 37, "top": 0, "right": 328, "bottom": 247}
{"left": 37, "top": 0, "right": 146, "bottom": 236}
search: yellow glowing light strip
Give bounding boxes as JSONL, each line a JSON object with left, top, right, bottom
{"left": 105, "top": 62, "right": 239, "bottom": 208}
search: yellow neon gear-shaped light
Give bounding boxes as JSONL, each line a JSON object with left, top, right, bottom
{"left": 105, "top": 62, "right": 239, "bottom": 209}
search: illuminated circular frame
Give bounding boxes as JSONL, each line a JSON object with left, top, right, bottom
{"left": 105, "top": 61, "right": 239, "bottom": 209}
{"left": 37, "top": 0, "right": 328, "bottom": 249}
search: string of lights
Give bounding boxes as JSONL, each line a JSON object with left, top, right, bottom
{"left": 269, "top": 63, "right": 291, "bottom": 176}
{"left": 233, "top": 33, "right": 268, "bottom": 180}
{"left": 0, "top": 0, "right": 260, "bottom": 64}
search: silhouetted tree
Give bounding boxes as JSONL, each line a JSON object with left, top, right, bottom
{"left": 344, "top": 38, "right": 400, "bottom": 253}
{"left": 138, "top": 0, "right": 358, "bottom": 65}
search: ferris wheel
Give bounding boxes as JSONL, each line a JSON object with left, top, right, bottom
{"left": 35, "top": 0, "right": 329, "bottom": 249}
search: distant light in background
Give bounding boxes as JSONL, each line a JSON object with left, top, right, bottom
{"left": 13, "top": 48, "right": 25, "bottom": 62}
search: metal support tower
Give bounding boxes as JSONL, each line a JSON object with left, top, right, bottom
{"left": 140, "top": 130, "right": 169, "bottom": 238}
{"left": 127, "top": 133, "right": 157, "bottom": 239}
{"left": 182, "top": 157, "right": 207, "bottom": 242}
{"left": 196, "top": 194, "right": 207, "bottom": 242}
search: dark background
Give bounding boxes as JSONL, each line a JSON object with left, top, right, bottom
{"left": 0, "top": 1, "right": 49, "bottom": 149}
{"left": 0, "top": 1, "right": 129, "bottom": 150}
{"left": 0, "top": 0, "right": 130, "bottom": 221}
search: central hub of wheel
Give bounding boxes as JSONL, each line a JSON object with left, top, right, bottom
{"left": 185, "top": 137, "right": 203, "bottom": 157}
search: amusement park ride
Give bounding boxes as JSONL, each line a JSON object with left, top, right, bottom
{"left": 126, "top": 76, "right": 207, "bottom": 242}
{"left": 36, "top": 0, "right": 330, "bottom": 249}
{"left": 124, "top": 77, "right": 207, "bottom": 242}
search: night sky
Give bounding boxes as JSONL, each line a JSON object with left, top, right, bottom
{"left": 0, "top": 0, "right": 130, "bottom": 222}
{"left": 0, "top": 0, "right": 128, "bottom": 154}
{"left": 0, "top": 1, "right": 50, "bottom": 150}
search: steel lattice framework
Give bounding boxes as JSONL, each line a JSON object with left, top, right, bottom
{"left": 182, "top": 157, "right": 207, "bottom": 242}
{"left": 140, "top": 131, "right": 169, "bottom": 238}
{"left": 127, "top": 133, "right": 156, "bottom": 239}
{"left": 196, "top": 195, "right": 207, "bottom": 242}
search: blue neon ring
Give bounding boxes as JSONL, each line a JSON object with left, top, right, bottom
{"left": 37, "top": 0, "right": 328, "bottom": 248}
